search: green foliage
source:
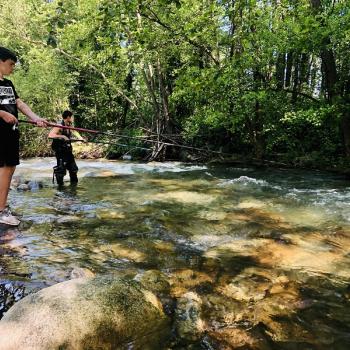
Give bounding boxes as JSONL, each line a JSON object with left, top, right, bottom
{"left": 13, "top": 47, "right": 73, "bottom": 120}
{"left": 267, "top": 105, "right": 341, "bottom": 162}
{"left": 0, "top": 0, "right": 349, "bottom": 166}
{"left": 104, "top": 128, "right": 149, "bottom": 159}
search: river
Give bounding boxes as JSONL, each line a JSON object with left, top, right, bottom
{"left": 1, "top": 158, "right": 350, "bottom": 349}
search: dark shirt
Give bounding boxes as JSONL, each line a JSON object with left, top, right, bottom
{"left": 52, "top": 120, "right": 73, "bottom": 153}
{"left": 0, "top": 78, "right": 19, "bottom": 131}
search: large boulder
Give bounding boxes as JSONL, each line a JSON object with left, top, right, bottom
{"left": 0, "top": 276, "right": 170, "bottom": 350}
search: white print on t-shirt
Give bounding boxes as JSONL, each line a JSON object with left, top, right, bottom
{"left": 0, "top": 87, "right": 14, "bottom": 95}
{"left": 0, "top": 86, "right": 16, "bottom": 105}
{"left": 0, "top": 97, "right": 16, "bottom": 104}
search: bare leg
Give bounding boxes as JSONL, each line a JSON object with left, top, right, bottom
{"left": 0, "top": 166, "right": 16, "bottom": 211}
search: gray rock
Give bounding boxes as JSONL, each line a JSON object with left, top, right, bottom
{"left": 175, "top": 292, "right": 205, "bottom": 341}
{"left": 12, "top": 179, "right": 43, "bottom": 191}
{"left": 10, "top": 176, "right": 21, "bottom": 189}
{"left": 0, "top": 276, "right": 170, "bottom": 350}
{"left": 27, "top": 181, "right": 43, "bottom": 191}
{"left": 135, "top": 270, "right": 170, "bottom": 294}
{"left": 16, "top": 184, "right": 29, "bottom": 191}
{"left": 122, "top": 154, "right": 132, "bottom": 160}
{"left": 70, "top": 267, "right": 95, "bottom": 279}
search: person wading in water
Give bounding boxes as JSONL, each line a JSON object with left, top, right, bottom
{"left": 0, "top": 46, "right": 47, "bottom": 226}
{"left": 49, "top": 110, "right": 84, "bottom": 187}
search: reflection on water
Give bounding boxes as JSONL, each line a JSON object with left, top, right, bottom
{"left": 1, "top": 159, "right": 350, "bottom": 349}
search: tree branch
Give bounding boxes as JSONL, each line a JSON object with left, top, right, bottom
{"left": 270, "top": 88, "right": 320, "bottom": 103}
{"left": 0, "top": 21, "right": 139, "bottom": 111}
{"left": 140, "top": 7, "right": 220, "bottom": 65}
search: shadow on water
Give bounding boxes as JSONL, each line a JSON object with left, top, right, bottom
{"left": 1, "top": 162, "right": 350, "bottom": 348}
{"left": 0, "top": 226, "right": 28, "bottom": 318}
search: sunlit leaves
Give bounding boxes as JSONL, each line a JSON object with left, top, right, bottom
{"left": 0, "top": 0, "right": 349, "bottom": 160}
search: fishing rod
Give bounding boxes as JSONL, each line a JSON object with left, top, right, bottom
{"left": 21, "top": 119, "right": 151, "bottom": 151}
{"left": 19, "top": 119, "right": 229, "bottom": 156}
{"left": 19, "top": 119, "right": 173, "bottom": 144}
{"left": 19, "top": 119, "right": 101, "bottom": 134}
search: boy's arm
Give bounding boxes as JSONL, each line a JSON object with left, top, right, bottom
{"left": 0, "top": 110, "right": 17, "bottom": 124}
{"left": 48, "top": 127, "right": 69, "bottom": 141}
{"left": 16, "top": 98, "right": 47, "bottom": 126}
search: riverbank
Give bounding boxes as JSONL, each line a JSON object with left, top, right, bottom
{"left": 74, "top": 141, "right": 350, "bottom": 176}
{"left": 21, "top": 133, "right": 350, "bottom": 177}
{"left": 207, "top": 154, "right": 350, "bottom": 177}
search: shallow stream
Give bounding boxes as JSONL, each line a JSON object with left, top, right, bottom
{"left": 1, "top": 158, "right": 350, "bottom": 349}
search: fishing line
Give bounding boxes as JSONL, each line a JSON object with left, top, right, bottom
{"left": 19, "top": 119, "right": 228, "bottom": 155}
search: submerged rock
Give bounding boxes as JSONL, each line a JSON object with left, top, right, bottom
{"left": 70, "top": 267, "right": 95, "bottom": 279}
{"left": 0, "top": 276, "right": 170, "bottom": 350}
{"left": 0, "top": 282, "right": 26, "bottom": 320}
{"left": 135, "top": 269, "right": 170, "bottom": 294}
{"left": 0, "top": 228, "right": 19, "bottom": 243}
{"left": 175, "top": 291, "right": 205, "bottom": 341}
{"left": 208, "top": 326, "right": 271, "bottom": 350}
{"left": 26, "top": 180, "right": 43, "bottom": 191}
{"left": 16, "top": 183, "right": 29, "bottom": 191}
{"left": 11, "top": 177, "right": 43, "bottom": 192}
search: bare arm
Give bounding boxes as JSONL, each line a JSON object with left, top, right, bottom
{"left": 16, "top": 98, "right": 47, "bottom": 126}
{"left": 48, "top": 127, "right": 69, "bottom": 141}
{"left": 0, "top": 110, "right": 17, "bottom": 124}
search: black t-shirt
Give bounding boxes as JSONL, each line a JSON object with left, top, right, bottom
{"left": 0, "top": 78, "right": 19, "bottom": 130}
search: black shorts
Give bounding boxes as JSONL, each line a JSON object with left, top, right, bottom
{"left": 0, "top": 126, "right": 20, "bottom": 167}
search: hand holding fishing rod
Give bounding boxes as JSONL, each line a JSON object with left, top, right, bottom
{"left": 14, "top": 116, "right": 48, "bottom": 131}
{"left": 30, "top": 116, "right": 47, "bottom": 127}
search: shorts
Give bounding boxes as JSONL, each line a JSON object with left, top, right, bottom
{"left": 0, "top": 127, "right": 20, "bottom": 167}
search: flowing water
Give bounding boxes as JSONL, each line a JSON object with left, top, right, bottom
{"left": 1, "top": 158, "right": 350, "bottom": 349}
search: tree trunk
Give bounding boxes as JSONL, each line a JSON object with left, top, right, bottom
{"left": 120, "top": 69, "right": 134, "bottom": 129}
{"left": 309, "top": 0, "right": 350, "bottom": 155}
{"left": 275, "top": 53, "right": 286, "bottom": 89}
{"left": 320, "top": 48, "right": 338, "bottom": 102}
{"left": 341, "top": 112, "right": 350, "bottom": 157}
{"left": 249, "top": 71, "right": 265, "bottom": 160}
{"left": 292, "top": 53, "right": 300, "bottom": 103}
{"left": 142, "top": 64, "right": 160, "bottom": 130}
{"left": 285, "top": 52, "right": 293, "bottom": 88}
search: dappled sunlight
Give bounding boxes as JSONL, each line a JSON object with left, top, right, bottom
{"left": 204, "top": 233, "right": 350, "bottom": 278}
{"left": 276, "top": 206, "right": 331, "bottom": 228}
{"left": 168, "top": 269, "right": 214, "bottom": 298}
{"left": 258, "top": 240, "right": 350, "bottom": 278}
{"left": 223, "top": 208, "right": 292, "bottom": 231}
{"left": 237, "top": 198, "right": 269, "bottom": 209}
{"left": 2, "top": 160, "right": 350, "bottom": 348}
{"left": 205, "top": 239, "right": 270, "bottom": 259}
{"left": 196, "top": 209, "right": 227, "bottom": 221}
{"left": 153, "top": 190, "right": 217, "bottom": 205}
{"left": 96, "top": 209, "right": 125, "bottom": 219}
{"left": 147, "top": 177, "right": 212, "bottom": 190}
{"left": 93, "top": 243, "right": 146, "bottom": 263}
{"left": 153, "top": 240, "right": 175, "bottom": 253}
